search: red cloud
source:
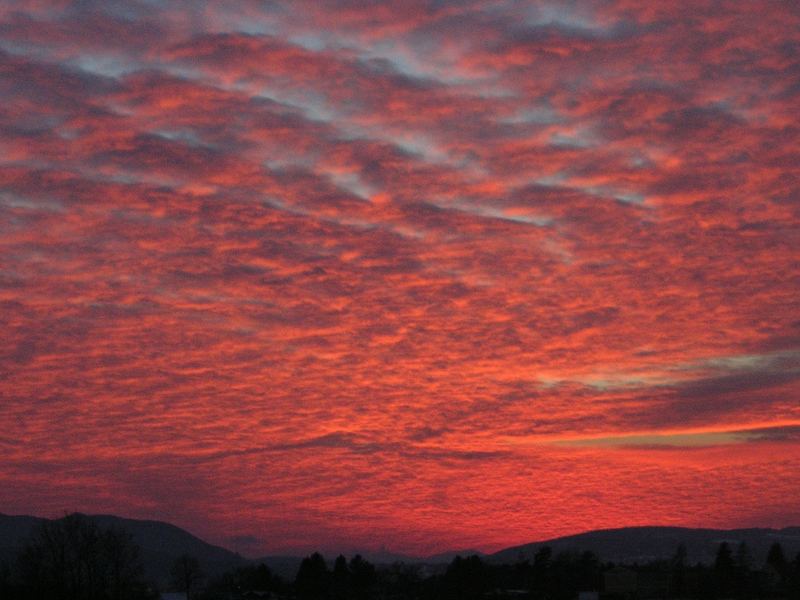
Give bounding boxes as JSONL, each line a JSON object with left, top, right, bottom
{"left": 0, "top": 0, "right": 798, "bottom": 556}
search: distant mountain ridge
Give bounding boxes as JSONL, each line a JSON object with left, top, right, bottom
{"left": 489, "top": 525, "right": 800, "bottom": 565}
{"left": 2, "top": 513, "right": 799, "bottom": 584}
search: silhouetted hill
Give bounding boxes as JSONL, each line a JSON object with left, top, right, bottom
{"left": 4, "top": 512, "right": 800, "bottom": 585}
{"left": 0, "top": 513, "right": 245, "bottom": 586}
{"left": 490, "top": 525, "right": 800, "bottom": 565}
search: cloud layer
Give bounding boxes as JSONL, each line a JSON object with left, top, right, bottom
{"left": 1, "top": 0, "right": 799, "bottom": 555}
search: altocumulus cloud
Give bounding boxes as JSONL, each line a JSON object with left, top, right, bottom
{"left": 0, "top": 0, "right": 799, "bottom": 555}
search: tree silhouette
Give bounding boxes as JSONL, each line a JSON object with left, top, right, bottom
{"left": 715, "top": 542, "right": 735, "bottom": 598}
{"left": 576, "top": 550, "right": 601, "bottom": 592}
{"left": 789, "top": 552, "right": 800, "bottom": 600}
{"left": 17, "top": 513, "right": 154, "bottom": 600}
{"left": 186, "top": 540, "right": 800, "bottom": 600}
{"left": 670, "top": 543, "right": 688, "bottom": 597}
{"left": 0, "top": 559, "right": 18, "bottom": 600}
{"left": 734, "top": 541, "right": 753, "bottom": 599}
{"left": 295, "top": 552, "right": 329, "bottom": 600}
{"left": 766, "top": 542, "right": 789, "bottom": 596}
{"left": 735, "top": 542, "right": 752, "bottom": 571}
{"left": 170, "top": 554, "right": 203, "bottom": 600}
{"left": 349, "top": 554, "right": 376, "bottom": 600}
{"left": 532, "top": 545, "right": 553, "bottom": 595}
{"left": 331, "top": 554, "right": 349, "bottom": 600}
{"left": 767, "top": 542, "right": 788, "bottom": 575}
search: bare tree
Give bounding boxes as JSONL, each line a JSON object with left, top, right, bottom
{"left": 17, "top": 513, "right": 154, "bottom": 600}
{"left": 170, "top": 554, "right": 203, "bottom": 600}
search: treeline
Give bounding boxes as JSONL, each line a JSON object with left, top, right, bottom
{"left": 3, "top": 515, "right": 800, "bottom": 599}
{"left": 0, "top": 514, "right": 158, "bottom": 600}
{"left": 196, "top": 552, "right": 378, "bottom": 600}
{"left": 222, "top": 543, "right": 800, "bottom": 600}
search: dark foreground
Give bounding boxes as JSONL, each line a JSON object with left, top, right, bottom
{"left": 2, "top": 514, "right": 799, "bottom": 600}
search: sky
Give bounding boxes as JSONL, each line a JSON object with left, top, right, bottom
{"left": 1, "top": 0, "right": 799, "bottom": 558}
